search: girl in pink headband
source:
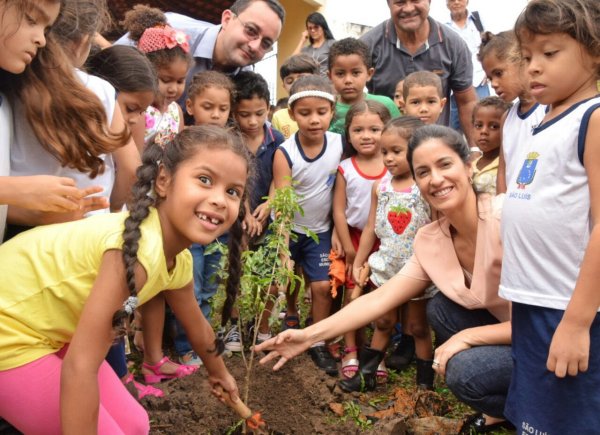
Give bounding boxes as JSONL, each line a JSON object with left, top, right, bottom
{"left": 122, "top": 4, "right": 191, "bottom": 151}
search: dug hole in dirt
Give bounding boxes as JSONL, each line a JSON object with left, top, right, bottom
{"left": 145, "top": 352, "right": 465, "bottom": 435}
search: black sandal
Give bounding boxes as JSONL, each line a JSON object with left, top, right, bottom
{"left": 458, "top": 413, "right": 515, "bottom": 434}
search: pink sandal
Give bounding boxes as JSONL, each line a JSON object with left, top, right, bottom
{"left": 341, "top": 346, "right": 359, "bottom": 379}
{"left": 142, "top": 356, "right": 197, "bottom": 384}
{"left": 376, "top": 362, "right": 388, "bottom": 384}
{"left": 124, "top": 373, "right": 164, "bottom": 399}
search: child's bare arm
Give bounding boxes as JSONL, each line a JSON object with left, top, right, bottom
{"left": 332, "top": 172, "right": 353, "bottom": 262}
{"left": 61, "top": 250, "right": 138, "bottom": 434}
{"left": 496, "top": 143, "right": 507, "bottom": 194}
{"left": 547, "top": 109, "right": 600, "bottom": 378}
{"left": 353, "top": 181, "right": 379, "bottom": 283}
{"left": 165, "top": 283, "right": 239, "bottom": 400}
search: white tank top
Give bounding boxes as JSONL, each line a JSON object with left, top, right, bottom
{"left": 338, "top": 157, "right": 387, "bottom": 229}
{"left": 500, "top": 96, "right": 600, "bottom": 309}
{"left": 279, "top": 131, "right": 343, "bottom": 234}
{"left": 502, "top": 101, "right": 546, "bottom": 186}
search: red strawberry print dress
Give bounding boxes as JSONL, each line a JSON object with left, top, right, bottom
{"left": 368, "top": 172, "right": 431, "bottom": 289}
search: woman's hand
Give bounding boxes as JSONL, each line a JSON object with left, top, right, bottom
{"left": 433, "top": 331, "right": 472, "bottom": 376}
{"left": 209, "top": 370, "right": 240, "bottom": 403}
{"left": 300, "top": 30, "right": 309, "bottom": 43}
{"left": 256, "top": 329, "right": 311, "bottom": 371}
{"left": 547, "top": 319, "right": 590, "bottom": 377}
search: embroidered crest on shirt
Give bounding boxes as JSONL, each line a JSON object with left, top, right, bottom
{"left": 516, "top": 152, "right": 539, "bottom": 189}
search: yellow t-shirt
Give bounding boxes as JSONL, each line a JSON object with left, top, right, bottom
{"left": 0, "top": 207, "right": 192, "bottom": 370}
{"left": 472, "top": 156, "right": 499, "bottom": 195}
{"left": 271, "top": 108, "right": 297, "bottom": 139}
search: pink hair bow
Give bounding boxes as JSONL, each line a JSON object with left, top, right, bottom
{"left": 138, "top": 25, "right": 190, "bottom": 54}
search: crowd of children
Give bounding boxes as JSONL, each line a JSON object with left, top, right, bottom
{"left": 1, "top": 0, "right": 599, "bottom": 433}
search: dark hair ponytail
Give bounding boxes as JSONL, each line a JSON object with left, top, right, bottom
{"left": 112, "top": 142, "right": 164, "bottom": 330}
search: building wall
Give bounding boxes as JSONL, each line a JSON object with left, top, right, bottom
{"left": 275, "top": 0, "right": 324, "bottom": 99}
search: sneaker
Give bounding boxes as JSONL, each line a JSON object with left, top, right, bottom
{"left": 256, "top": 331, "right": 272, "bottom": 346}
{"left": 308, "top": 345, "right": 338, "bottom": 376}
{"left": 179, "top": 351, "right": 203, "bottom": 367}
{"left": 224, "top": 324, "right": 243, "bottom": 352}
{"left": 282, "top": 314, "right": 300, "bottom": 331}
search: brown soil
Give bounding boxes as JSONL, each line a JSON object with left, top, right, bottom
{"left": 145, "top": 352, "right": 466, "bottom": 435}
{"left": 146, "top": 352, "right": 358, "bottom": 434}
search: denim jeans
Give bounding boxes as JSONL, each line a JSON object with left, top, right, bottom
{"left": 449, "top": 83, "right": 491, "bottom": 132}
{"left": 172, "top": 234, "right": 228, "bottom": 356}
{"left": 105, "top": 338, "right": 127, "bottom": 378}
{"left": 427, "top": 292, "right": 512, "bottom": 418}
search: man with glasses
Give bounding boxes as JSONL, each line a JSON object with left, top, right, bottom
{"left": 116, "top": 0, "right": 284, "bottom": 102}
{"left": 360, "top": 0, "right": 477, "bottom": 141}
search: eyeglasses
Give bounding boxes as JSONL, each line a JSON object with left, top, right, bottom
{"left": 234, "top": 14, "right": 274, "bottom": 53}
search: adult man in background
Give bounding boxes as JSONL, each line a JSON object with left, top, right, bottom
{"left": 445, "top": 0, "right": 489, "bottom": 132}
{"left": 361, "top": 0, "right": 477, "bottom": 141}
{"left": 116, "top": 0, "right": 284, "bottom": 99}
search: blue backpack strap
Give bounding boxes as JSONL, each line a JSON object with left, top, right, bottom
{"left": 577, "top": 103, "right": 600, "bottom": 165}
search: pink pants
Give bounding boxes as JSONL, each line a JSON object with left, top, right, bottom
{"left": 0, "top": 347, "right": 149, "bottom": 434}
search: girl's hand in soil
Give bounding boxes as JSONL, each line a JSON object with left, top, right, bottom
{"left": 210, "top": 371, "right": 240, "bottom": 403}
{"left": 256, "top": 329, "right": 311, "bottom": 370}
{"left": 547, "top": 319, "right": 590, "bottom": 378}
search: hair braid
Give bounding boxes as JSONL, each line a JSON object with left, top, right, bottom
{"left": 211, "top": 194, "right": 247, "bottom": 355}
{"left": 112, "top": 143, "right": 164, "bottom": 329}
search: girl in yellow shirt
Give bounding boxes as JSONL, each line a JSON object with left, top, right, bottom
{"left": 0, "top": 126, "right": 251, "bottom": 434}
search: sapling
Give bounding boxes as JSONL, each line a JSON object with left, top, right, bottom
{"left": 214, "top": 183, "right": 315, "bottom": 408}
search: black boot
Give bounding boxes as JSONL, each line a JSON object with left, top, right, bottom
{"left": 386, "top": 334, "right": 415, "bottom": 371}
{"left": 416, "top": 358, "right": 435, "bottom": 390}
{"left": 338, "top": 346, "right": 385, "bottom": 393}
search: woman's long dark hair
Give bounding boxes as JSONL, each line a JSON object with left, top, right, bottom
{"left": 306, "top": 12, "right": 334, "bottom": 43}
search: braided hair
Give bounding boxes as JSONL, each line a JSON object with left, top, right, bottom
{"left": 112, "top": 126, "right": 253, "bottom": 352}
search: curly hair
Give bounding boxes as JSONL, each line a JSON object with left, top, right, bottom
{"left": 328, "top": 37, "right": 372, "bottom": 71}
{"left": 122, "top": 4, "right": 191, "bottom": 71}
{"left": 187, "top": 70, "right": 235, "bottom": 107}
{"left": 472, "top": 96, "right": 512, "bottom": 124}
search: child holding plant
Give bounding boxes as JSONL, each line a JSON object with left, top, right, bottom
{"left": 0, "top": 126, "right": 247, "bottom": 433}
{"left": 332, "top": 100, "right": 390, "bottom": 380}
{"left": 344, "top": 116, "right": 436, "bottom": 392}
{"left": 273, "top": 75, "right": 343, "bottom": 375}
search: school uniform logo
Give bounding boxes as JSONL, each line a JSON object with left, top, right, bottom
{"left": 516, "top": 152, "right": 539, "bottom": 189}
